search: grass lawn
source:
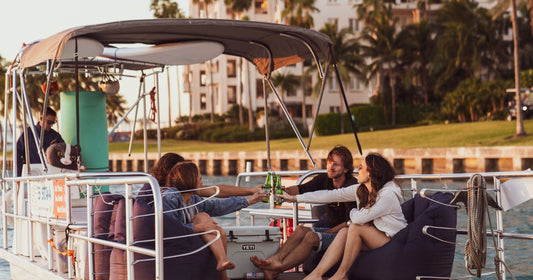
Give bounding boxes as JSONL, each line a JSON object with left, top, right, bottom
{"left": 109, "top": 119, "right": 533, "bottom": 153}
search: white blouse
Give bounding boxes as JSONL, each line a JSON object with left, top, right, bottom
{"left": 296, "top": 181, "right": 407, "bottom": 237}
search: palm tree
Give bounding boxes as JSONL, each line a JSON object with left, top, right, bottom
{"left": 106, "top": 94, "right": 128, "bottom": 127}
{"left": 150, "top": 0, "right": 186, "bottom": 18}
{"left": 271, "top": 72, "right": 300, "bottom": 118}
{"left": 402, "top": 20, "right": 435, "bottom": 105}
{"left": 354, "top": 0, "right": 389, "bottom": 26}
{"left": 224, "top": 0, "right": 252, "bottom": 20}
{"left": 359, "top": 11, "right": 405, "bottom": 126}
{"left": 280, "top": 0, "right": 319, "bottom": 132}
{"left": 319, "top": 21, "right": 364, "bottom": 132}
{"left": 193, "top": 0, "right": 215, "bottom": 18}
{"left": 223, "top": 0, "right": 253, "bottom": 129}
{"left": 281, "top": 0, "right": 319, "bottom": 29}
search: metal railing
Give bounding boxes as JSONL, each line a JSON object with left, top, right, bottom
{"left": 236, "top": 169, "right": 533, "bottom": 279}
{"left": 0, "top": 171, "right": 222, "bottom": 280}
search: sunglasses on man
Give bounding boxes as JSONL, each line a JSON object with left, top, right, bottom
{"left": 46, "top": 120, "right": 56, "bottom": 125}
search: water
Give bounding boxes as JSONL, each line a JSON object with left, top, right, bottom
{"left": 1, "top": 176, "right": 532, "bottom": 279}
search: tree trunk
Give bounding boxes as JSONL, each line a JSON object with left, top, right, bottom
{"left": 245, "top": 60, "right": 254, "bottom": 132}
{"left": 511, "top": 0, "right": 526, "bottom": 137}
{"left": 208, "top": 60, "right": 215, "bottom": 123}
{"left": 238, "top": 58, "right": 244, "bottom": 126}
{"left": 389, "top": 69, "right": 396, "bottom": 127}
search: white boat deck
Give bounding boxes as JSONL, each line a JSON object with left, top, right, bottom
{"left": 0, "top": 249, "right": 66, "bottom": 280}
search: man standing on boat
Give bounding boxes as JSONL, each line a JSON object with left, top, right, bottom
{"left": 16, "top": 107, "right": 64, "bottom": 177}
{"left": 250, "top": 145, "right": 357, "bottom": 280}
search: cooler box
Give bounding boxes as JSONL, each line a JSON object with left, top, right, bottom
{"left": 223, "top": 226, "right": 281, "bottom": 279}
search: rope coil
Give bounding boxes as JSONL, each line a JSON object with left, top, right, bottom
{"left": 464, "top": 174, "right": 487, "bottom": 277}
{"left": 148, "top": 87, "right": 157, "bottom": 122}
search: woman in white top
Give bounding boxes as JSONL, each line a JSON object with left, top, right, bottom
{"left": 282, "top": 153, "right": 407, "bottom": 280}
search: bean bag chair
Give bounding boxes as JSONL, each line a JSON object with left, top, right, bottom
{"left": 129, "top": 195, "right": 220, "bottom": 280}
{"left": 86, "top": 193, "right": 124, "bottom": 280}
{"left": 303, "top": 192, "right": 457, "bottom": 280}
{"left": 108, "top": 185, "right": 219, "bottom": 280}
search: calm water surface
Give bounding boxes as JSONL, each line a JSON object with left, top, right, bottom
{"left": 1, "top": 176, "right": 532, "bottom": 279}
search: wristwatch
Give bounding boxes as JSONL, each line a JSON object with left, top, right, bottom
{"left": 346, "top": 220, "right": 351, "bottom": 226}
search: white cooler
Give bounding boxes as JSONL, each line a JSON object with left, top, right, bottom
{"left": 223, "top": 226, "right": 281, "bottom": 279}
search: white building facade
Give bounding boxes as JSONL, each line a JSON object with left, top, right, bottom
{"left": 183, "top": 0, "right": 510, "bottom": 124}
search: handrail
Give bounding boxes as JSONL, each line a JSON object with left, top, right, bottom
{"left": 0, "top": 172, "right": 228, "bottom": 280}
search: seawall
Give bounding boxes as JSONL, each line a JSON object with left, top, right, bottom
{"left": 105, "top": 146, "right": 533, "bottom": 175}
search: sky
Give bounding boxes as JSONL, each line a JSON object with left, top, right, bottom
{"left": 1, "top": 0, "right": 189, "bottom": 128}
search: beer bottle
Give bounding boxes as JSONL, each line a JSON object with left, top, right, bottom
{"left": 262, "top": 172, "right": 272, "bottom": 203}
{"left": 274, "top": 175, "right": 283, "bottom": 206}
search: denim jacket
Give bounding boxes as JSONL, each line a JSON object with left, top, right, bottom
{"left": 161, "top": 187, "right": 248, "bottom": 228}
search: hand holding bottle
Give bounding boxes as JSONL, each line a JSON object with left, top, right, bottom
{"left": 279, "top": 191, "right": 297, "bottom": 203}
{"left": 247, "top": 189, "right": 269, "bottom": 205}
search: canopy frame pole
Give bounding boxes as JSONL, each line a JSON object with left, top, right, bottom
{"left": 250, "top": 41, "right": 274, "bottom": 171}
{"left": 142, "top": 78, "right": 148, "bottom": 172}
{"left": 75, "top": 39, "right": 80, "bottom": 149}
{"left": 262, "top": 78, "right": 271, "bottom": 171}
{"left": 128, "top": 74, "right": 145, "bottom": 156}
{"left": 39, "top": 59, "right": 56, "bottom": 152}
{"left": 280, "top": 33, "right": 325, "bottom": 79}
{"left": 330, "top": 48, "right": 363, "bottom": 158}
{"left": 266, "top": 78, "right": 317, "bottom": 169}
{"left": 155, "top": 72, "right": 161, "bottom": 159}
{"left": 19, "top": 72, "right": 48, "bottom": 173}
{"left": 2, "top": 71, "right": 10, "bottom": 250}
{"left": 306, "top": 64, "right": 330, "bottom": 153}
{"left": 252, "top": 40, "right": 317, "bottom": 169}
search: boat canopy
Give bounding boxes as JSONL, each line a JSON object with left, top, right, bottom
{"left": 18, "top": 18, "right": 333, "bottom": 75}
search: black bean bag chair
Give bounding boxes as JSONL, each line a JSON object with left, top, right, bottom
{"left": 116, "top": 187, "right": 220, "bottom": 280}
{"left": 303, "top": 192, "right": 457, "bottom": 280}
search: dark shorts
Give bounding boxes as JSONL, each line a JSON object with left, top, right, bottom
{"left": 312, "top": 227, "right": 336, "bottom": 253}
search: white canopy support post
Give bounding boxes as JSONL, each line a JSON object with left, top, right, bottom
{"left": 155, "top": 72, "right": 161, "bottom": 158}
{"left": 128, "top": 74, "right": 145, "bottom": 157}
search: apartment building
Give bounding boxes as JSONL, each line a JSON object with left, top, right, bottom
{"left": 183, "top": 0, "right": 510, "bottom": 124}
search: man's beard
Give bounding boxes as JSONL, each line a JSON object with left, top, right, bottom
{"left": 328, "top": 171, "right": 344, "bottom": 180}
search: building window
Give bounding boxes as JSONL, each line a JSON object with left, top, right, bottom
{"left": 351, "top": 76, "right": 361, "bottom": 91}
{"left": 328, "top": 76, "right": 338, "bottom": 91}
{"left": 228, "top": 85, "right": 237, "bottom": 104}
{"left": 227, "top": 60, "right": 236, "bottom": 77}
{"left": 255, "top": 0, "right": 268, "bottom": 14}
{"left": 256, "top": 79, "right": 265, "bottom": 99}
{"left": 200, "top": 93, "right": 207, "bottom": 110}
{"left": 200, "top": 70, "right": 207, "bottom": 87}
{"left": 329, "top": 106, "right": 339, "bottom": 113}
{"left": 328, "top": 0, "right": 340, "bottom": 3}
{"left": 212, "top": 61, "right": 219, "bottom": 73}
{"left": 348, "top": 18, "right": 359, "bottom": 32}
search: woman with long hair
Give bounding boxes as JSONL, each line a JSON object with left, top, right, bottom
{"left": 164, "top": 161, "right": 266, "bottom": 280}
{"left": 282, "top": 153, "right": 407, "bottom": 280}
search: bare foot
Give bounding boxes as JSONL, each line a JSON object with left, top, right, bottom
{"left": 250, "top": 256, "right": 278, "bottom": 269}
{"left": 263, "top": 269, "right": 280, "bottom": 280}
{"left": 262, "top": 257, "right": 283, "bottom": 271}
{"left": 217, "top": 260, "right": 236, "bottom": 271}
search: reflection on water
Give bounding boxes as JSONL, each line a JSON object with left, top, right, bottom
{"left": 1, "top": 176, "right": 532, "bottom": 279}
